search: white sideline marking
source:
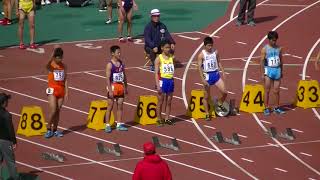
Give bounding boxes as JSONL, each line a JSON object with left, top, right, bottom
{"left": 177, "top": 35, "right": 200, "bottom": 41}
{"left": 300, "top": 152, "right": 312, "bottom": 157}
{"left": 241, "top": 158, "right": 254, "bottom": 163}
{"left": 274, "top": 168, "right": 288, "bottom": 173}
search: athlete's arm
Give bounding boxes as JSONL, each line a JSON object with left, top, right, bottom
{"left": 64, "top": 65, "right": 69, "bottom": 101}
{"left": 106, "top": 63, "right": 113, "bottom": 97}
{"left": 279, "top": 47, "right": 283, "bottom": 78}
{"left": 216, "top": 50, "right": 225, "bottom": 78}
{"left": 260, "top": 47, "right": 266, "bottom": 80}
{"left": 155, "top": 56, "right": 161, "bottom": 92}
{"left": 197, "top": 53, "right": 207, "bottom": 86}
{"left": 123, "top": 67, "right": 128, "bottom": 94}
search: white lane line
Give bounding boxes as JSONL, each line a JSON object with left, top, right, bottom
{"left": 242, "top": 1, "right": 320, "bottom": 176}
{"left": 238, "top": 134, "right": 248, "bottom": 138}
{"left": 248, "top": 78, "right": 259, "bottom": 82}
{"left": 10, "top": 113, "right": 232, "bottom": 179}
{"left": 194, "top": 31, "right": 220, "bottom": 38}
{"left": 300, "top": 152, "right": 312, "bottom": 157}
{"left": 241, "top": 158, "right": 254, "bottom": 163}
{"left": 17, "top": 161, "right": 74, "bottom": 180}
{"left": 261, "top": 3, "right": 308, "bottom": 7}
{"left": 292, "top": 128, "right": 304, "bottom": 133}
{"left": 181, "top": 0, "right": 270, "bottom": 179}
{"left": 17, "top": 137, "right": 133, "bottom": 174}
{"left": 236, "top": 41, "right": 247, "bottom": 45}
{"left": 274, "top": 168, "right": 288, "bottom": 173}
{"left": 84, "top": 72, "right": 184, "bottom": 100}
{"left": 308, "top": 178, "right": 317, "bottom": 180}
{"left": 300, "top": 74, "right": 311, "bottom": 78}
{"left": 194, "top": 83, "right": 235, "bottom": 94}
{"left": 204, "top": 125, "right": 216, "bottom": 130}
{"left": 177, "top": 35, "right": 200, "bottom": 41}
{"left": 267, "top": 143, "right": 279, "bottom": 147}
{"left": 230, "top": 0, "right": 240, "bottom": 20}
{"left": 260, "top": 120, "right": 272, "bottom": 124}
{"left": 280, "top": 86, "right": 288, "bottom": 90}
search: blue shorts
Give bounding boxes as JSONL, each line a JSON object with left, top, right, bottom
{"left": 160, "top": 78, "right": 174, "bottom": 94}
{"left": 204, "top": 71, "right": 220, "bottom": 86}
{"left": 265, "top": 66, "right": 281, "bottom": 80}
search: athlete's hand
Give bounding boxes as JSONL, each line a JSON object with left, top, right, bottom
{"left": 153, "top": 47, "right": 158, "bottom": 53}
{"left": 261, "top": 75, "right": 265, "bottom": 81}
{"left": 64, "top": 92, "right": 69, "bottom": 102}
{"left": 133, "top": 3, "right": 138, "bottom": 10}
{"left": 156, "top": 85, "right": 161, "bottom": 94}
{"left": 12, "top": 144, "right": 17, "bottom": 150}
{"left": 202, "top": 81, "right": 209, "bottom": 88}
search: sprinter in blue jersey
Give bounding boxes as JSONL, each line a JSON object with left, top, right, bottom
{"left": 261, "top": 31, "right": 285, "bottom": 115}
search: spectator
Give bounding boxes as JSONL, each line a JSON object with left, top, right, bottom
{"left": 105, "top": 0, "right": 114, "bottom": 24}
{"left": 0, "top": 93, "right": 19, "bottom": 180}
{"left": 144, "top": 9, "right": 175, "bottom": 71}
{"left": 18, "top": 0, "right": 37, "bottom": 49}
{"left": 41, "top": 0, "right": 51, "bottom": 6}
{"left": 0, "top": 0, "right": 17, "bottom": 25}
{"left": 236, "top": 0, "right": 256, "bottom": 26}
{"left": 133, "top": 142, "right": 172, "bottom": 180}
{"left": 117, "top": 0, "right": 138, "bottom": 42}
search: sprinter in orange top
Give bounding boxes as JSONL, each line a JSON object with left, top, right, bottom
{"left": 44, "top": 47, "right": 68, "bottom": 138}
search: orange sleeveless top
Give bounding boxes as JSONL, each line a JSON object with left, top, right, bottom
{"left": 48, "top": 61, "right": 65, "bottom": 87}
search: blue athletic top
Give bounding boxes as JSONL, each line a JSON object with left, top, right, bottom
{"left": 264, "top": 45, "right": 281, "bottom": 68}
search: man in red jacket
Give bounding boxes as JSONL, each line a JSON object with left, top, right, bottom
{"left": 133, "top": 142, "right": 172, "bottom": 180}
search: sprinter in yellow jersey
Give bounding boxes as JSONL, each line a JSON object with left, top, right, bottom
{"left": 155, "top": 40, "right": 175, "bottom": 126}
{"left": 17, "top": 0, "right": 36, "bottom": 49}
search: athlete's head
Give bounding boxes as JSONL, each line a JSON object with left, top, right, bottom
{"left": 53, "top": 47, "right": 63, "bottom": 63}
{"left": 160, "top": 40, "right": 171, "bottom": 55}
{"left": 267, "top": 31, "right": 278, "bottom": 47}
{"left": 203, "top": 36, "right": 213, "bottom": 51}
{"left": 110, "top": 45, "right": 121, "bottom": 59}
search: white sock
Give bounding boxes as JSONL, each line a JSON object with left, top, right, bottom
{"left": 106, "top": 124, "right": 110, "bottom": 127}
{"left": 117, "top": 123, "right": 122, "bottom": 127}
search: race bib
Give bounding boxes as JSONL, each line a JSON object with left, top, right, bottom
{"left": 46, "top": 88, "right": 54, "bottom": 95}
{"left": 113, "top": 72, "right": 124, "bottom": 82}
{"left": 53, "top": 70, "right": 65, "bottom": 81}
{"left": 159, "top": 80, "right": 163, "bottom": 87}
{"left": 267, "top": 56, "right": 280, "bottom": 67}
{"left": 203, "top": 60, "right": 217, "bottom": 72}
{"left": 161, "top": 64, "right": 174, "bottom": 75}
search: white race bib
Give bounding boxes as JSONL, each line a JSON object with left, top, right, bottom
{"left": 46, "top": 88, "right": 54, "bottom": 95}
{"left": 53, "top": 70, "right": 65, "bottom": 81}
{"left": 161, "top": 64, "right": 174, "bottom": 75}
{"left": 203, "top": 60, "right": 217, "bottom": 72}
{"left": 267, "top": 56, "right": 280, "bottom": 67}
{"left": 113, "top": 72, "right": 124, "bottom": 82}
{"left": 159, "top": 80, "right": 163, "bottom": 87}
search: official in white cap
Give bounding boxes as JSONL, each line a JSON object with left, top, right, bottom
{"left": 144, "top": 9, "right": 176, "bottom": 71}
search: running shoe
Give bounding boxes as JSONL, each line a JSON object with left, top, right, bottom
{"left": 273, "top": 107, "right": 285, "bottom": 115}
{"left": 116, "top": 124, "right": 128, "bottom": 131}
{"left": 105, "top": 125, "right": 112, "bottom": 133}
{"left": 54, "top": 131, "right": 64, "bottom": 137}
{"left": 264, "top": 108, "right": 271, "bottom": 116}
{"left": 45, "top": 130, "right": 54, "bottom": 138}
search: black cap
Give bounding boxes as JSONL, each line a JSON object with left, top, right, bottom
{"left": 0, "top": 93, "right": 11, "bottom": 105}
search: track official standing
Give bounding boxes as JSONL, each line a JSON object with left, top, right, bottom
{"left": 236, "top": 0, "right": 256, "bottom": 26}
{"left": 0, "top": 93, "right": 19, "bottom": 180}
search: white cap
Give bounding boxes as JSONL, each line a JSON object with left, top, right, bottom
{"left": 150, "top": 9, "right": 160, "bottom": 16}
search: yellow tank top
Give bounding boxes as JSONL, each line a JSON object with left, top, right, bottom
{"left": 19, "top": 0, "right": 33, "bottom": 13}
{"left": 159, "top": 54, "right": 174, "bottom": 79}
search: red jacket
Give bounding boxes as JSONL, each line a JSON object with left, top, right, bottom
{"left": 133, "top": 154, "right": 172, "bottom": 180}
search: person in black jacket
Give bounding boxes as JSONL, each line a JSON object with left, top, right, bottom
{"left": 144, "top": 9, "right": 175, "bottom": 71}
{"left": 0, "top": 93, "right": 19, "bottom": 180}
{"left": 236, "top": 0, "right": 256, "bottom": 26}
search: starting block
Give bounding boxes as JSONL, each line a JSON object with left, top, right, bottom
{"left": 97, "top": 142, "right": 121, "bottom": 157}
{"left": 42, "top": 152, "right": 65, "bottom": 163}
{"left": 152, "top": 136, "right": 180, "bottom": 151}
{"left": 267, "top": 127, "right": 295, "bottom": 141}
{"left": 210, "top": 131, "right": 241, "bottom": 145}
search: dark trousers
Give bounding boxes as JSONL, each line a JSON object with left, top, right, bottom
{"left": 145, "top": 46, "right": 161, "bottom": 66}
{"left": 237, "top": 0, "right": 256, "bottom": 23}
{"left": 0, "top": 140, "right": 19, "bottom": 180}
